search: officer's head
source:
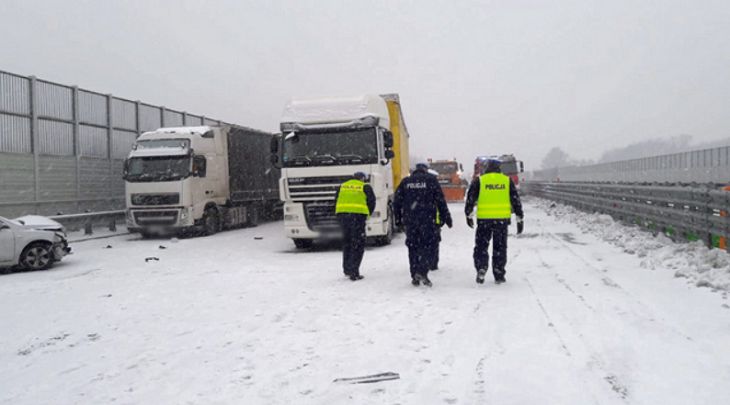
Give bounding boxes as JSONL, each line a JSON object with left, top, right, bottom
{"left": 415, "top": 162, "right": 429, "bottom": 173}
{"left": 353, "top": 171, "right": 367, "bottom": 181}
{"left": 485, "top": 158, "right": 501, "bottom": 173}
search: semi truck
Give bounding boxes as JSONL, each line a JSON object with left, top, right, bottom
{"left": 270, "top": 94, "right": 410, "bottom": 248}
{"left": 123, "top": 125, "right": 280, "bottom": 237}
{"left": 427, "top": 158, "right": 468, "bottom": 202}
{"left": 473, "top": 154, "right": 524, "bottom": 189}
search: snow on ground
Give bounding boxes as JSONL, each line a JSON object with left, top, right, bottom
{"left": 1, "top": 198, "right": 729, "bottom": 404}
{"left": 539, "top": 199, "right": 730, "bottom": 291}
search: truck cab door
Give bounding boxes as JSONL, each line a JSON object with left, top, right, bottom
{"left": 0, "top": 222, "right": 16, "bottom": 262}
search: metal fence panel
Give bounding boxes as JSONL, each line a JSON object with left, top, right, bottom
{"left": 139, "top": 104, "right": 161, "bottom": 132}
{"left": 0, "top": 72, "right": 30, "bottom": 115}
{"left": 185, "top": 114, "right": 202, "bottom": 125}
{"left": 0, "top": 152, "right": 34, "bottom": 202}
{"left": 79, "top": 125, "right": 108, "bottom": 158}
{"left": 36, "top": 81, "right": 73, "bottom": 120}
{"left": 38, "top": 119, "right": 73, "bottom": 156}
{"left": 112, "top": 129, "right": 137, "bottom": 159}
{"left": 37, "top": 156, "right": 77, "bottom": 201}
{"left": 164, "top": 109, "right": 184, "bottom": 127}
{"left": 204, "top": 117, "right": 221, "bottom": 126}
{"left": 79, "top": 158, "right": 111, "bottom": 198}
{"left": 0, "top": 114, "right": 31, "bottom": 153}
{"left": 78, "top": 90, "right": 108, "bottom": 126}
{"left": 112, "top": 98, "right": 136, "bottom": 130}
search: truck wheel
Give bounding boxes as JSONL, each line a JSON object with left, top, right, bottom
{"left": 374, "top": 207, "right": 394, "bottom": 246}
{"left": 203, "top": 208, "right": 220, "bottom": 236}
{"left": 293, "top": 239, "right": 313, "bottom": 249}
{"left": 247, "top": 206, "right": 260, "bottom": 227}
{"left": 20, "top": 242, "right": 55, "bottom": 271}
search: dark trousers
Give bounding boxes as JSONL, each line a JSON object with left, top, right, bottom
{"left": 339, "top": 214, "right": 367, "bottom": 276}
{"left": 473, "top": 220, "right": 508, "bottom": 277}
{"left": 427, "top": 227, "right": 441, "bottom": 270}
{"left": 406, "top": 225, "right": 438, "bottom": 278}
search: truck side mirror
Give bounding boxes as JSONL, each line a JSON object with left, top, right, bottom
{"left": 122, "top": 159, "right": 129, "bottom": 180}
{"left": 459, "top": 163, "right": 464, "bottom": 172}
{"left": 383, "top": 131, "right": 394, "bottom": 148}
{"left": 270, "top": 154, "right": 279, "bottom": 165}
{"left": 520, "top": 161, "right": 524, "bottom": 173}
{"left": 270, "top": 135, "right": 280, "bottom": 154}
{"left": 193, "top": 156, "right": 207, "bottom": 178}
{"left": 384, "top": 150, "right": 395, "bottom": 160}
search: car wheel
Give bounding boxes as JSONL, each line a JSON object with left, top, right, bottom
{"left": 20, "top": 242, "right": 55, "bottom": 270}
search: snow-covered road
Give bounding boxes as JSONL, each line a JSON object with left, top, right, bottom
{"left": 1, "top": 198, "right": 729, "bottom": 404}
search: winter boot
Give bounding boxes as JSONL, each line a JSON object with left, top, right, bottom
{"left": 494, "top": 269, "right": 506, "bottom": 284}
{"left": 421, "top": 275, "right": 433, "bottom": 287}
{"left": 476, "top": 269, "right": 487, "bottom": 284}
{"left": 411, "top": 277, "right": 420, "bottom": 286}
{"left": 350, "top": 274, "right": 364, "bottom": 281}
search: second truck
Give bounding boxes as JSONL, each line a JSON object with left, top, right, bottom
{"left": 271, "top": 94, "right": 410, "bottom": 248}
{"left": 123, "top": 125, "right": 280, "bottom": 237}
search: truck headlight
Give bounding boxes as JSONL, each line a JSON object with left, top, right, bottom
{"left": 284, "top": 214, "right": 299, "bottom": 221}
{"left": 180, "top": 207, "right": 189, "bottom": 220}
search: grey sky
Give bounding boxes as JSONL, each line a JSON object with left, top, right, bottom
{"left": 2, "top": 0, "right": 729, "bottom": 170}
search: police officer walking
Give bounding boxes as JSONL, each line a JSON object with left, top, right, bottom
{"left": 465, "top": 158, "right": 524, "bottom": 284}
{"left": 394, "top": 163, "right": 452, "bottom": 287}
{"left": 335, "top": 171, "right": 376, "bottom": 281}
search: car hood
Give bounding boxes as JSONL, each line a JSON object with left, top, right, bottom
{"left": 13, "top": 215, "right": 65, "bottom": 232}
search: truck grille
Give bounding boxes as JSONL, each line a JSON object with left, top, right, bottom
{"left": 287, "top": 175, "right": 353, "bottom": 202}
{"left": 133, "top": 210, "right": 178, "bottom": 226}
{"left": 131, "top": 193, "right": 180, "bottom": 206}
{"left": 304, "top": 202, "right": 339, "bottom": 232}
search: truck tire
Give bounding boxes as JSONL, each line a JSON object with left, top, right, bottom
{"left": 293, "top": 238, "right": 313, "bottom": 249}
{"left": 20, "top": 242, "right": 55, "bottom": 271}
{"left": 203, "top": 207, "right": 221, "bottom": 236}
{"left": 247, "top": 206, "right": 260, "bottom": 227}
{"left": 374, "top": 206, "right": 394, "bottom": 246}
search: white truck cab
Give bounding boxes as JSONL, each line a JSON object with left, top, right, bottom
{"left": 273, "top": 94, "right": 410, "bottom": 248}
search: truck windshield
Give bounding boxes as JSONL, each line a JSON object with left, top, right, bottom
{"left": 125, "top": 156, "right": 191, "bottom": 182}
{"left": 282, "top": 128, "right": 378, "bottom": 167}
{"left": 500, "top": 161, "right": 518, "bottom": 174}
{"left": 430, "top": 162, "right": 458, "bottom": 174}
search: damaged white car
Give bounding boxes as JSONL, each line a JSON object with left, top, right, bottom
{"left": 0, "top": 216, "right": 71, "bottom": 271}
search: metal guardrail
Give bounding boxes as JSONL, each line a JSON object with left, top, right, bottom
{"left": 50, "top": 210, "right": 125, "bottom": 235}
{"left": 524, "top": 181, "right": 730, "bottom": 250}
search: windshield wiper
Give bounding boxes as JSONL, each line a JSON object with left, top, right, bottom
{"left": 311, "top": 154, "right": 338, "bottom": 164}
{"left": 338, "top": 154, "right": 365, "bottom": 164}
{"left": 289, "top": 156, "right": 312, "bottom": 166}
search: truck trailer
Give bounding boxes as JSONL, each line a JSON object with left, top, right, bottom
{"left": 123, "top": 125, "right": 280, "bottom": 237}
{"left": 271, "top": 94, "right": 410, "bottom": 248}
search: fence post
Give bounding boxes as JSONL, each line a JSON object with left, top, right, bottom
{"left": 107, "top": 94, "right": 114, "bottom": 197}
{"left": 29, "top": 76, "right": 40, "bottom": 211}
{"left": 72, "top": 86, "right": 81, "bottom": 213}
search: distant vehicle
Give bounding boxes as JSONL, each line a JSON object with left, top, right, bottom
{"left": 0, "top": 216, "right": 71, "bottom": 271}
{"left": 123, "top": 125, "right": 281, "bottom": 237}
{"left": 427, "top": 159, "right": 468, "bottom": 202}
{"left": 473, "top": 154, "right": 524, "bottom": 189}
{"left": 271, "top": 94, "right": 410, "bottom": 248}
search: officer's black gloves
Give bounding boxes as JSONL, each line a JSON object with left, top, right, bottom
{"left": 445, "top": 217, "right": 453, "bottom": 228}
{"left": 516, "top": 216, "right": 524, "bottom": 234}
{"left": 466, "top": 216, "right": 474, "bottom": 228}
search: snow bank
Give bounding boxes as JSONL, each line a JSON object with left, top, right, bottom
{"left": 536, "top": 198, "right": 730, "bottom": 291}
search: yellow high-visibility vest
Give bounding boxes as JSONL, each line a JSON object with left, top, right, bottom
{"left": 476, "top": 173, "right": 511, "bottom": 219}
{"left": 335, "top": 179, "right": 370, "bottom": 215}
